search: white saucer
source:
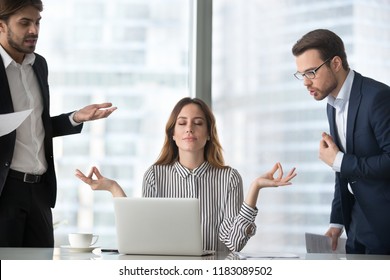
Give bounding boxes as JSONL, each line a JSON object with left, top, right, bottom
{"left": 60, "top": 245, "right": 99, "bottom": 253}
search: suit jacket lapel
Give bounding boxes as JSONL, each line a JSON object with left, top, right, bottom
{"left": 32, "top": 56, "right": 49, "bottom": 109}
{"left": 0, "top": 55, "right": 14, "bottom": 114}
{"left": 346, "top": 71, "right": 363, "bottom": 153}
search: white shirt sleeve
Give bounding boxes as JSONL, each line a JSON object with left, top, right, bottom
{"left": 332, "top": 151, "right": 344, "bottom": 172}
{"left": 69, "top": 112, "right": 82, "bottom": 127}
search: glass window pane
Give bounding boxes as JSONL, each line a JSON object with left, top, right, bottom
{"left": 39, "top": 0, "right": 191, "bottom": 247}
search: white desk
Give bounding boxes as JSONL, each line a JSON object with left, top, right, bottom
{"left": 1, "top": 247, "right": 390, "bottom": 260}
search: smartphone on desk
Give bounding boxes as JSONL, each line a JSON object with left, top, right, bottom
{"left": 101, "top": 249, "right": 119, "bottom": 253}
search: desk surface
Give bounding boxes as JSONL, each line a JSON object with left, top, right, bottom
{"left": 1, "top": 247, "right": 390, "bottom": 260}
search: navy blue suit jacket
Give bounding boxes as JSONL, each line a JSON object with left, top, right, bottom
{"left": 327, "top": 71, "right": 390, "bottom": 249}
{"left": 0, "top": 53, "right": 83, "bottom": 207}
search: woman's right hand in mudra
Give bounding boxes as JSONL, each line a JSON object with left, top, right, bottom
{"left": 75, "top": 166, "right": 126, "bottom": 197}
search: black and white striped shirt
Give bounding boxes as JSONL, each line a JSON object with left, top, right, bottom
{"left": 142, "top": 161, "right": 258, "bottom": 252}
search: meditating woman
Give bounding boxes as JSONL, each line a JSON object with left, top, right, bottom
{"left": 76, "top": 97, "right": 296, "bottom": 252}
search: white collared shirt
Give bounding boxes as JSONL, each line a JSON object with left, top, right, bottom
{"left": 327, "top": 69, "right": 355, "bottom": 230}
{"left": 1, "top": 46, "right": 47, "bottom": 174}
{"left": 327, "top": 70, "right": 355, "bottom": 173}
{"left": 1, "top": 46, "right": 80, "bottom": 175}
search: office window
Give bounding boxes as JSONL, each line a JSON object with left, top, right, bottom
{"left": 38, "top": 0, "right": 191, "bottom": 247}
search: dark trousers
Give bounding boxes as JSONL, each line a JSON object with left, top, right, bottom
{"left": 346, "top": 200, "right": 389, "bottom": 255}
{"left": 0, "top": 176, "right": 54, "bottom": 247}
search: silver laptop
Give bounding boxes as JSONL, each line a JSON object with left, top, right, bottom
{"left": 113, "top": 197, "right": 213, "bottom": 256}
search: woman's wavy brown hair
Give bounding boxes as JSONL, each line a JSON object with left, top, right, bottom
{"left": 155, "top": 97, "right": 226, "bottom": 168}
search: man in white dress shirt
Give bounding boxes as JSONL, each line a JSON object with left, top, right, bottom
{"left": 0, "top": 0, "right": 116, "bottom": 247}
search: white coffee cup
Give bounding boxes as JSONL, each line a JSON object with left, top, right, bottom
{"left": 68, "top": 233, "right": 99, "bottom": 248}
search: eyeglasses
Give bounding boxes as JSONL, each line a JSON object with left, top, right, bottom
{"left": 294, "top": 57, "right": 332, "bottom": 80}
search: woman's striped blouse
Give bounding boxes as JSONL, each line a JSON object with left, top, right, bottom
{"left": 142, "top": 161, "right": 258, "bottom": 252}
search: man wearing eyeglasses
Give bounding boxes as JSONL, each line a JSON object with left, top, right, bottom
{"left": 292, "top": 29, "right": 390, "bottom": 255}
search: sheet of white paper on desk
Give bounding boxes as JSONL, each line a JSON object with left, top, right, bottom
{"left": 234, "top": 252, "right": 300, "bottom": 259}
{"left": 305, "top": 232, "right": 346, "bottom": 253}
{"left": 0, "top": 109, "right": 33, "bottom": 137}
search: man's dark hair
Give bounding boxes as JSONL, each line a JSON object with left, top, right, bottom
{"left": 0, "top": 0, "right": 43, "bottom": 21}
{"left": 292, "top": 29, "right": 349, "bottom": 70}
